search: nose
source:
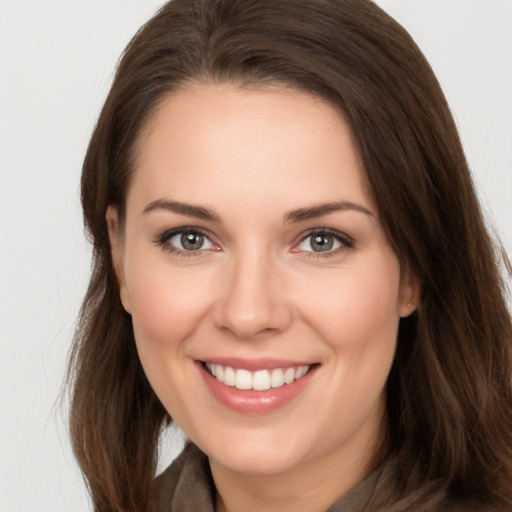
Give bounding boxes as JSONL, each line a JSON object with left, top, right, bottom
{"left": 212, "top": 249, "right": 293, "bottom": 340}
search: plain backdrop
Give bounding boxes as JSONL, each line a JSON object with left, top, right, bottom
{"left": 1, "top": 1, "right": 511, "bottom": 510}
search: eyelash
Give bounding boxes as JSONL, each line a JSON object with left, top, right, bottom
{"left": 154, "top": 227, "right": 354, "bottom": 258}
{"left": 154, "top": 227, "right": 218, "bottom": 257}
{"left": 294, "top": 228, "right": 354, "bottom": 259}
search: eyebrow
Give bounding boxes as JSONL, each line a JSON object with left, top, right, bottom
{"left": 284, "top": 201, "right": 373, "bottom": 223}
{"left": 142, "top": 199, "right": 221, "bottom": 222}
{"left": 142, "top": 198, "right": 373, "bottom": 223}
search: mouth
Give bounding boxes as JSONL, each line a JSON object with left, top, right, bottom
{"left": 198, "top": 359, "right": 319, "bottom": 414}
{"left": 203, "top": 362, "right": 311, "bottom": 391}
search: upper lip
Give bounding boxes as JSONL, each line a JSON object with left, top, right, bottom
{"left": 199, "top": 357, "right": 316, "bottom": 371}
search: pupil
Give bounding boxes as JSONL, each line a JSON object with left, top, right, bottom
{"left": 181, "top": 232, "right": 203, "bottom": 250}
{"left": 311, "top": 234, "right": 333, "bottom": 252}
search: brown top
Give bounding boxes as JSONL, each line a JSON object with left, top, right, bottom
{"left": 154, "top": 443, "right": 501, "bottom": 512}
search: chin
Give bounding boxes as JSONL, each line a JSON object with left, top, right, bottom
{"left": 195, "top": 427, "right": 308, "bottom": 475}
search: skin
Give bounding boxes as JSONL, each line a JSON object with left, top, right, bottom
{"left": 107, "top": 83, "right": 418, "bottom": 512}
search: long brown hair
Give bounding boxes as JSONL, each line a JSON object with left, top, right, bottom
{"left": 68, "top": 0, "right": 512, "bottom": 510}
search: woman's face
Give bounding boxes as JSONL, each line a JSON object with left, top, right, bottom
{"left": 109, "top": 83, "right": 416, "bottom": 476}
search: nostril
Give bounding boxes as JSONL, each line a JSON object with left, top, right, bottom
{"left": 212, "top": 292, "right": 293, "bottom": 340}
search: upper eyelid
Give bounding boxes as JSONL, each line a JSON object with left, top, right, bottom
{"left": 292, "top": 229, "right": 355, "bottom": 259}
{"left": 153, "top": 227, "right": 220, "bottom": 260}
{"left": 296, "top": 228, "right": 354, "bottom": 244}
{"left": 154, "top": 226, "right": 219, "bottom": 252}
{"left": 154, "top": 226, "right": 354, "bottom": 251}
{"left": 158, "top": 226, "right": 215, "bottom": 241}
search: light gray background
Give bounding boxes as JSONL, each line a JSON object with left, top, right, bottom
{"left": 1, "top": 1, "right": 511, "bottom": 511}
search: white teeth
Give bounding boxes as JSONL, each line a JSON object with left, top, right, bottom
{"left": 205, "top": 363, "right": 311, "bottom": 390}
{"left": 270, "top": 368, "right": 285, "bottom": 388}
{"left": 235, "top": 369, "right": 252, "bottom": 390}
{"left": 253, "top": 370, "right": 271, "bottom": 391}
{"left": 296, "top": 365, "right": 308, "bottom": 379}
{"left": 224, "top": 366, "right": 236, "bottom": 387}
{"left": 284, "top": 367, "right": 295, "bottom": 384}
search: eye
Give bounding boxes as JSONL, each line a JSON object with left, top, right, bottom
{"left": 156, "top": 228, "right": 217, "bottom": 254}
{"left": 169, "top": 230, "right": 213, "bottom": 251}
{"left": 295, "top": 229, "right": 353, "bottom": 255}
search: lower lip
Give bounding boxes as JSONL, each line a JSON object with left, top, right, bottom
{"left": 197, "top": 362, "right": 317, "bottom": 414}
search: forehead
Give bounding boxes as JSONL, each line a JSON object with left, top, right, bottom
{"left": 128, "top": 82, "right": 373, "bottom": 215}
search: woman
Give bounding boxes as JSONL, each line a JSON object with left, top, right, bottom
{"left": 67, "top": 0, "right": 512, "bottom": 510}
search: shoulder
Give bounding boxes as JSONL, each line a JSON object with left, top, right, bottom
{"left": 362, "top": 453, "right": 509, "bottom": 512}
{"left": 438, "top": 500, "right": 511, "bottom": 512}
{"left": 153, "top": 442, "right": 215, "bottom": 512}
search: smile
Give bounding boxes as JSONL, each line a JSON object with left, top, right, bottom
{"left": 199, "top": 359, "right": 318, "bottom": 413}
{"left": 204, "top": 363, "right": 310, "bottom": 391}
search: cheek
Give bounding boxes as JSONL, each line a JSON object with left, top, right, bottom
{"left": 295, "top": 253, "right": 402, "bottom": 350}
{"left": 124, "top": 251, "right": 213, "bottom": 352}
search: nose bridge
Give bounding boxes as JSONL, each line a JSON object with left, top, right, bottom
{"left": 214, "top": 244, "right": 291, "bottom": 339}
